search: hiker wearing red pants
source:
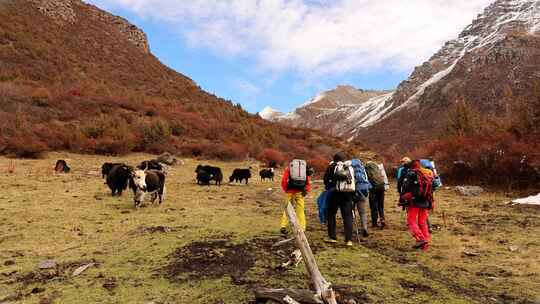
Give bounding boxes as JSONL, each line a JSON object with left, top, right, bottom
{"left": 400, "top": 160, "right": 434, "bottom": 251}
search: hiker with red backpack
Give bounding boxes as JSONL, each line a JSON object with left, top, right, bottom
{"left": 323, "top": 152, "right": 356, "bottom": 246}
{"left": 280, "top": 159, "right": 311, "bottom": 234}
{"left": 400, "top": 159, "right": 435, "bottom": 251}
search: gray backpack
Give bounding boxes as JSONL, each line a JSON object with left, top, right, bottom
{"left": 334, "top": 161, "right": 356, "bottom": 193}
{"left": 288, "top": 159, "right": 307, "bottom": 188}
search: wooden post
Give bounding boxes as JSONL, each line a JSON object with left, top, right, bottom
{"left": 285, "top": 202, "right": 338, "bottom": 304}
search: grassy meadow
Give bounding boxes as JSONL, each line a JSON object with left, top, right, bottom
{"left": 0, "top": 153, "right": 539, "bottom": 304}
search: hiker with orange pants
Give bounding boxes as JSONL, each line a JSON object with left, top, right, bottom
{"left": 280, "top": 160, "right": 311, "bottom": 234}
{"left": 400, "top": 159, "right": 435, "bottom": 251}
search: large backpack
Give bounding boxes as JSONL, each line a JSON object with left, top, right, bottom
{"left": 351, "top": 159, "right": 371, "bottom": 192}
{"left": 365, "top": 161, "right": 385, "bottom": 190}
{"left": 378, "top": 163, "right": 390, "bottom": 190}
{"left": 414, "top": 168, "right": 435, "bottom": 203}
{"left": 420, "top": 159, "right": 442, "bottom": 191}
{"left": 288, "top": 159, "right": 307, "bottom": 188}
{"left": 334, "top": 161, "right": 356, "bottom": 192}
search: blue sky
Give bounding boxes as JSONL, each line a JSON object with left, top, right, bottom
{"left": 87, "top": 0, "right": 492, "bottom": 113}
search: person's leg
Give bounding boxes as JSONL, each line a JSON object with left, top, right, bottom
{"left": 357, "top": 199, "right": 368, "bottom": 232}
{"left": 376, "top": 189, "right": 385, "bottom": 228}
{"left": 426, "top": 216, "right": 433, "bottom": 233}
{"left": 368, "top": 191, "right": 378, "bottom": 227}
{"left": 407, "top": 206, "right": 424, "bottom": 242}
{"left": 294, "top": 192, "right": 306, "bottom": 231}
{"left": 418, "top": 209, "right": 430, "bottom": 242}
{"left": 340, "top": 197, "right": 354, "bottom": 242}
{"left": 280, "top": 193, "right": 293, "bottom": 232}
{"left": 326, "top": 195, "right": 339, "bottom": 240}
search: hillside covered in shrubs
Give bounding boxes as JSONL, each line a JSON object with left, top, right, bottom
{"left": 409, "top": 90, "right": 540, "bottom": 188}
{"left": 0, "top": 0, "right": 360, "bottom": 166}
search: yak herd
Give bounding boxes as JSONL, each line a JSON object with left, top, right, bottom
{"left": 96, "top": 157, "right": 275, "bottom": 208}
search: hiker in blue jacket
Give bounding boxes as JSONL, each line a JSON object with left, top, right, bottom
{"left": 351, "top": 158, "right": 371, "bottom": 237}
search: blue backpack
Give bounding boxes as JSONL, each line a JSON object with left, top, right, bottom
{"left": 316, "top": 191, "right": 330, "bottom": 224}
{"left": 420, "top": 159, "right": 442, "bottom": 191}
{"left": 351, "top": 159, "right": 372, "bottom": 195}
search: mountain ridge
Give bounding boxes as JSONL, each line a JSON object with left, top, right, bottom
{"left": 0, "top": 0, "right": 355, "bottom": 162}
{"left": 262, "top": 0, "right": 540, "bottom": 152}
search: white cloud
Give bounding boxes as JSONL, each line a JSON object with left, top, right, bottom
{"left": 232, "top": 78, "right": 260, "bottom": 96}
{"left": 230, "top": 78, "right": 261, "bottom": 111}
{"left": 87, "top": 0, "right": 494, "bottom": 76}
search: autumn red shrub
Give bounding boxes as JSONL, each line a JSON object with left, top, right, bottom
{"left": 205, "top": 143, "right": 246, "bottom": 160}
{"left": 5, "top": 135, "right": 48, "bottom": 158}
{"left": 419, "top": 132, "right": 540, "bottom": 188}
{"left": 179, "top": 143, "right": 204, "bottom": 158}
{"left": 308, "top": 157, "right": 329, "bottom": 177}
{"left": 257, "top": 148, "right": 286, "bottom": 166}
{"left": 94, "top": 135, "right": 137, "bottom": 155}
{"left": 30, "top": 87, "right": 51, "bottom": 107}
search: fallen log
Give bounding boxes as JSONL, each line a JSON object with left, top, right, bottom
{"left": 255, "top": 202, "right": 337, "bottom": 304}
{"left": 254, "top": 288, "right": 323, "bottom": 304}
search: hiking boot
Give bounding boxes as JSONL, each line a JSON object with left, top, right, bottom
{"left": 280, "top": 228, "right": 288, "bottom": 236}
{"left": 413, "top": 240, "right": 428, "bottom": 249}
{"left": 324, "top": 238, "right": 338, "bottom": 244}
{"left": 346, "top": 241, "right": 353, "bottom": 247}
{"left": 371, "top": 223, "right": 379, "bottom": 229}
{"left": 362, "top": 229, "right": 369, "bottom": 237}
{"left": 380, "top": 221, "right": 386, "bottom": 230}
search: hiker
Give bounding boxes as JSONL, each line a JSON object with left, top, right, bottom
{"left": 323, "top": 152, "right": 355, "bottom": 246}
{"left": 280, "top": 159, "right": 311, "bottom": 234}
{"left": 351, "top": 158, "right": 371, "bottom": 237}
{"left": 400, "top": 159, "right": 435, "bottom": 251}
{"left": 398, "top": 157, "right": 436, "bottom": 232}
{"left": 397, "top": 157, "right": 412, "bottom": 206}
{"left": 365, "top": 161, "right": 387, "bottom": 229}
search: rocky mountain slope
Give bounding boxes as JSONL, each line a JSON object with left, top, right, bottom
{"left": 264, "top": 0, "right": 540, "bottom": 152}
{"left": 0, "top": 0, "right": 352, "bottom": 160}
{"left": 261, "top": 85, "right": 392, "bottom": 139}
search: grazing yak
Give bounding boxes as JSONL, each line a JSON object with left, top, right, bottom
{"left": 54, "top": 160, "right": 71, "bottom": 173}
{"left": 130, "top": 169, "right": 166, "bottom": 208}
{"left": 106, "top": 164, "right": 132, "bottom": 196}
{"left": 259, "top": 168, "right": 274, "bottom": 182}
{"left": 195, "top": 170, "right": 212, "bottom": 185}
{"left": 229, "top": 168, "right": 252, "bottom": 184}
{"left": 137, "top": 160, "right": 164, "bottom": 172}
{"left": 195, "top": 165, "right": 223, "bottom": 185}
{"left": 101, "top": 162, "right": 124, "bottom": 179}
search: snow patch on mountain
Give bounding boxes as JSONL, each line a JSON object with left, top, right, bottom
{"left": 258, "top": 106, "right": 284, "bottom": 121}
{"left": 396, "top": 0, "right": 540, "bottom": 112}
{"left": 299, "top": 93, "right": 327, "bottom": 108}
{"left": 347, "top": 93, "right": 394, "bottom": 127}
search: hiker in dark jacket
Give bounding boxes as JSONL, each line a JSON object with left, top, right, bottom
{"left": 323, "top": 152, "right": 354, "bottom": 247}
{"left": 400, "top": 160, "right": 434, "bottom": 251}
{"left": 365, "top": 161, "right": 386, "bottom": 229}
{"left": 397, "top": 157, "right": 411, "bottom": 193}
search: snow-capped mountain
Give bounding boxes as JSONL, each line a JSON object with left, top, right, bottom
{"left": 258, "top": 106, "right": 284, "bottom": 121}
{"left": 356, "top": 0, "right": 540, "bottom": 152}
{"left": 261, "top": 85, "right": 392, "bottom": 138}
{"left": 263, "top": 0, "right": 540, "bottom": 152}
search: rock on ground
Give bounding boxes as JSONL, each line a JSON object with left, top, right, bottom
{"left": 455, "top": 186, "right": 484, "bottom": 196}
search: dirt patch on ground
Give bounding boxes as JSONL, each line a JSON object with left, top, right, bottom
{"left": 160, "top": 236, "right": 307, "bottom": 284}
{"left": 8, "top": 259, "right": 99, "bottom": 286}
{"left": 162, "top": 237, "right": 257, "bottom": 283}
{"left": 398, "top": 279, "right": 435, "bottom": 294}
{"left": 334, "top": 285, "right": 372, "bottom": 303}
